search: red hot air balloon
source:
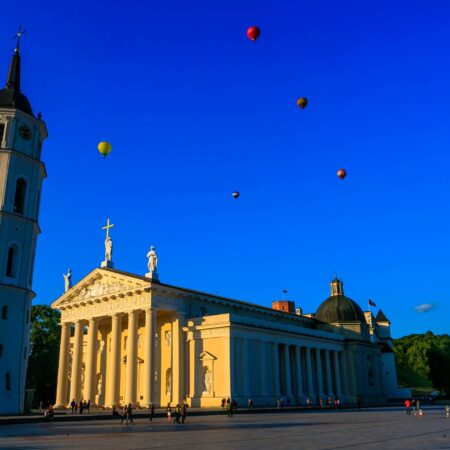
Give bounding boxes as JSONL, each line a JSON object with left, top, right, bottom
{"left": 232, "top": 191, "right": 240, "bottom": 199}
{"left": 337, "top": 169, "right": 347, "bottom": 180}
{"left": 246, "top": 26, "right": 261, "bottom": 42}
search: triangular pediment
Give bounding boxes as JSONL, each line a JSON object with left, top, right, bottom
{"left": 52, "top": 268, "right": 150, "bottom": 309}
{"left": 198, "top": 351, "right": 217, "bottom": 361}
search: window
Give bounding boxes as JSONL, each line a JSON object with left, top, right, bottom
{"left": 5, "top": 372, "right": 11, "bottom": 391}
{"left": 13, "top": 178, "right": 27, "bottom": 214}
{"left": 0, "top": 344, "right": 3, "bottom": 357}
{"left": 6, "top": 245, "right": 18, "bottom": 278}
{"left": 1, "top": 306, "right": 7, "bottom": 320}
{"left": 0, "top": 123, "right": 4, "bottom": 144}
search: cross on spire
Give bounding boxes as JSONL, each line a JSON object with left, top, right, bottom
{"left": 14, "top": 26, "right": 25, "bottom": 52}
{"left": 102, "top": 217, "right": 115, "bottom": 240}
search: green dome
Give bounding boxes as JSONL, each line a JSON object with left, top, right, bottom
{"left": 316, "top": 294, "right": 366, "bottom": 323}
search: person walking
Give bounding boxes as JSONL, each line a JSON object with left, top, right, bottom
{"left": 181, "top": 403, "right": 187, "bottom": 424}
{"left": 405, "top": 399, "right": 411, "bottom": 415}
{"left": 149, "top": 404, "right": 155, "bottom": 422}
{"left": 173, "top": 404, "right": 181, "bottom": 424}
{"left": 126, "top": 403, "right": 134, "bottom": 425}
{"left": 79, "top": 399, "right": 84, "bottom": 415}
{"left": 70, "top": 399, "right": 76, "bottom": 414}
{"left": 86, "top": 399, "right": 91, "bottom": 414}
{"left": 166, "top": 403, "right": 172, "bottom": 423}
{"left": 120, "top": 405, "right": 127, "bottom": 424}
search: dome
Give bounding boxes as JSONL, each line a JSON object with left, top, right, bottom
{"left": 0, "top": 88, "right": 33, "bottom": 115}
{"left": 316, "top": 294, "right": 366, "bottom": 323}
{"left": 315, "top": 276, "right": 366, "bottom": 323}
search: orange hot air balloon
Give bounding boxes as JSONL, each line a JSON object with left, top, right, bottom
{"left": 232, "top": 191, "right": 240, "bottom": 199}
{"left": 297, "top": 97, "right": 308, "bottom": 109}
{"left": 337, "top": 169, "right": 347, "bottom": 180}
{"left": 246, "top": 26, "right": 261, "bottom": 42}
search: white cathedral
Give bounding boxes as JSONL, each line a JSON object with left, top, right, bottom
{"left": 0, "top": 36, "right": 47, "bottom": 414}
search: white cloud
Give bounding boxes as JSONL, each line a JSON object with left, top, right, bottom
{"left": 414, "top": 303, "right": 434, "bottom": 313}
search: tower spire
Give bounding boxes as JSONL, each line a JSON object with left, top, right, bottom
{"left": 6, "top": 27, "right": 25, "bottom": 90}
{"left": 0, "top": 27, "right": 33, "bottom": 116}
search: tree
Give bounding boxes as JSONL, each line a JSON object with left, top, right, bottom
{"left": 428, "top": 347, "right": 450, "bottom": 393}
{"left": 26, "top": 305, "right": 61, "bottom": 406}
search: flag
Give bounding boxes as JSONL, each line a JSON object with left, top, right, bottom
{"left": 368, "top": 299, "right": 376, "bottom": 307}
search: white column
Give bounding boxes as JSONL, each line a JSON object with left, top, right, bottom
{"left": 333, "top": 350, "right": 342, "bottom": 397}
{"left": 324, "top": 349, "right": 333, "bottom": 397}
{"left": 107, "top": 314, "right": 121, "bottom": 407}
{"left": 125, "top": 310, "right": 138, "bottom": 405}
{"left": 55, "top": 322, "right": 71, "bottom": 407}
{"left": 260, "top": 341, "right": 268, "bottom": 397}
{"left": 85, "top": 318, "right": 98, "bottom": 404}
{"left": 283, "top": 344, "right": 293, "bottom": 398}
{"left": 295, "top": 346, "right": 304, "bottom": 399}
{"left": 172, "top": 314, "right": 185, "bottom": 404}
{"left": 315, "top": 348, "right": 324, "bottom": 398}
{"left": 69, "top": 320, "right": 84, "bottom": 403}
{"left": 242, "top": 338, "right": 251, "bottom": 396}
{"left": 143, "top": 309, "right": 156, "bottom": 407}
{"left": 305, "top": 347, "right": 314, "bottom": 399}
{"left": 273, "top": 343, "right": 281, "bottom": 398}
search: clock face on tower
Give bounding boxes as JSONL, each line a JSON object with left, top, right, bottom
{"left": 19, "top": 125, "right": 32, "bottom": 140}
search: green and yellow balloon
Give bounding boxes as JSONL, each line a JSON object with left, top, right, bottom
{"left": 98, "top": 141, "right": 112, "bottom": 158}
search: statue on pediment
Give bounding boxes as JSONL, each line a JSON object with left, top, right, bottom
{"left": 63, "top": 269, "right": 72, "bottom": 293}
{"left": 146, "top": 245, "right": 159, "bottom": 280}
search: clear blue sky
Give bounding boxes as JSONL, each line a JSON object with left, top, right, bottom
{"left": 4, "top": 0, "right": 450, "bottom": 337}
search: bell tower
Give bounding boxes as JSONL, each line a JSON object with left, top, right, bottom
{"left": 0, "top": 31, "right": 47, "bottom": 414}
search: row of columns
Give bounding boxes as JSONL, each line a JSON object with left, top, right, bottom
{"left": 232, "top": 338, "right": 347, "bottom": 402}
{"left": 276, "top": 344, "right": 345, "bottom": 400}
{"left": 55, "top": 308, "right": 160, "bottom": 408}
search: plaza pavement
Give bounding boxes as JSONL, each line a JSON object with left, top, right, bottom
{"left": 0, "top": 406, "right": 449, "bottom": 450}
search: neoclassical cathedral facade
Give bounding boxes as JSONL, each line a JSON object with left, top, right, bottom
{"left": 52, "top": 248, "right": 406, "bottom": 409}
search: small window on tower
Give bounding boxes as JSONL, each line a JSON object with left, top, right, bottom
{"left": 0, "top": 123, "right": 5, "bottom": 144}
{"left": 13, "top": 178, "right": 27, "bottom": 214}
{"left": 0, "top": 344, "right": 3, "bottom": 357}
{"left": 5, "top": 372, "right": 11, "bottom": 391}
{"left": 6, "top": 245, "right": 18, "bottom": 278}
{"left": 1, "top": 306, "right": 7, "bottom": 320}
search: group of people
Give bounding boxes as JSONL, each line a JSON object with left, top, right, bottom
{"left": 166, "top": 401, "right": 188, "bottom": 423}
{"left": 220, "top": 397, "right": 237, "bottom": 416}
{"left": 70, "top": 398, "right": 91, "bottom": 414}
{"left": 404, "top": 399, "right": 424, "bottom": 417}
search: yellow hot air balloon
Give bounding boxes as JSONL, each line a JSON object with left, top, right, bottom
{"left": 297, "top": 97, "right": 308, "bottom": 109}
{"left": 98, "top": 141, "right": 112, "bottom": 158}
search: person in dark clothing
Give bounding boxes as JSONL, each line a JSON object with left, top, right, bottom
{"left": 149, "top": 404, "right": 155, "bottom": 422}
{"left": 86, "top": 399, "right": 91, "bottom": 414}
{"left": 70, "top": 399, "right": 76, "bottom": 414}
{"left": 181, "top": 403, "right": 187, "bottom": 424}
{"left": 79, "top": 399, "right": 84, "bottom": 414}
{"left": 125, "top": 403, "right": 134, "bottom": 425}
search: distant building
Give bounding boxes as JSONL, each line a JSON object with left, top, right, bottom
{"left": 0, "top": 40, "right": 47, "bottom": 413}
{"left": 52, "top": 246, "right": 408, "bottom": 408}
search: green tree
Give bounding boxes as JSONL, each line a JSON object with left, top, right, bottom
{"left": 26, "top": 305, "right": 61, "bottom": 406}
{"left": 427, "top": 347, "right": 450, "bottom": 393}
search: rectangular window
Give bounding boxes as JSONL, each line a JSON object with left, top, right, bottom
{"left": 5, "top": 373, "right": 11, "bottom": 391}
{"left": 0, "top": 123, "right": 4, "bottom": 145}
{"left": 1, "top": 306, "right": 7, "bottom": 320}
{"left": 0, "top": 344, "right": 3, "bottom": 357}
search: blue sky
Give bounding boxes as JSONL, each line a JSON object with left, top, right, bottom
{"left": 3, "top": 0, "right": 450, "bottom": 337}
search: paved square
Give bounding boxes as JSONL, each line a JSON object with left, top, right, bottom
{"left": 1, "top": 407, "right": 449, "bottom": 450}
